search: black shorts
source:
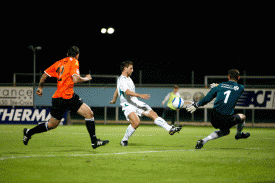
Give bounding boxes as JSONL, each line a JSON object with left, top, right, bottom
{"left": 50, "top": 93, "right": 83, "bottom": 120}
{"left": 210, "top": 109, "right": 240, "bottom": 130}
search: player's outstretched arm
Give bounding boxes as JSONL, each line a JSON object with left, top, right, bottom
{"left": 125, "top": 89, "right": 150, "bottom": 100}
{"left": 186, "top": 87, "right": 218, "bottom": 113}
{"left": 72, "top": 74, "right": 92, "bottom": 84}
{"left": 37, "top": 73, "right": 48, "bottom": 97}
{"left": 110, "top": 88, "right": 118, "bottom": 104}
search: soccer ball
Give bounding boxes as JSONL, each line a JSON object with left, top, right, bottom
{"left": 172, "top": 97, "right": 184, "bottom": 109}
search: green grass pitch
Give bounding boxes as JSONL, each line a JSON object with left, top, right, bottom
{"left": 0, "top": 124, "right": 274, "bottom": 183}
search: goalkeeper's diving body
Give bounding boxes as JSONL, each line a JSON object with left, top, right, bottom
{"left": 186, "top": 69, "right": 250, "bottom": 149}
{"left": 110, "top": 61, "right": 182, "bottom": 146}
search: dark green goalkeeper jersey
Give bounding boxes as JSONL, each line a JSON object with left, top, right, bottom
{"left": 198, "top": 81, "right": 244, "bottom": 115}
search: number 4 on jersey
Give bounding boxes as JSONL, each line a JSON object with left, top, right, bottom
{"left": 224, "top": 90, "right": 231, "bottom": 103}
{"left": 56, "top": 66, "right": 64, "bottom": 81}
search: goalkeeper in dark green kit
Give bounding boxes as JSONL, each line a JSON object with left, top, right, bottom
{"left": 186, "top": 69, "right": 250, "bottom": 149}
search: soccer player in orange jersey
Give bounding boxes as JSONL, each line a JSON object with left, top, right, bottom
{"left": 23, "top": 46, "right": 109, "bottom": 149}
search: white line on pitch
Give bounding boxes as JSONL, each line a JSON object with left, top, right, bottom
{"left": 0, "top": 149, "right": 195, "bottom": 161}
{"left": 1, "top": 148, "right": 271, "bottom": 161}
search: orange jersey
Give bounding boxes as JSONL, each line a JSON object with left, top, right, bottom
{"left": 44, "top": 57, "right": 80, "bottom": 99}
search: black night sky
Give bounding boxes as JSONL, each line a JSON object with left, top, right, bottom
{"left": 1, "top": 5, "right": 273, "bottom": 86}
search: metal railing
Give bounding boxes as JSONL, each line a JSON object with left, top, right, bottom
{"left": 12, "top": 73, "right": 119, "bottom": 87}
{"left": 10, "top": 73, "right": 275, "bottom": 88}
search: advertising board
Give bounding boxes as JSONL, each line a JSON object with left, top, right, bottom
{"left": 0, "top": 107, "right": 67, "bottom": 125}
{"left": 0, "top": 87, "right": 33, "bottom": 106}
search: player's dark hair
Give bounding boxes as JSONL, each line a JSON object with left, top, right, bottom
{"left": 120, "top": 61, "right": 133, "bottom": 72}
{"left": 228, "top": 69, "right": 240, "bottom": 81}
{"left": 67, "top": 46, "right": 79, "bottom": 57}
{"left": 174, "top": 85, "right": 179, "bottom": 89}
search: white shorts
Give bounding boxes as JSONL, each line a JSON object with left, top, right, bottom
{"left": 122, "top": 103, "right": 152, "bottom": 121}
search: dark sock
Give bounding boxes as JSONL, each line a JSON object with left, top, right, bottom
{"left": 236, "top": 122, "right": 245, "bottom": 134}
{"left": 85, "top": 118, "right": 97, "bottom": 143}
{"left": 234, "top": 115, "right": 245, "bottom": 135}
{"left": 27, "top": 122, "right": 49, "bottom": 137}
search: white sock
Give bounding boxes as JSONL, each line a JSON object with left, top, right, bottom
{"left": 154, "top": 117, "right": 172, "bottom": 131}
{"left": 202, "top": 131, "right": 219, "bottom": 145}
{"left": 122, "top": 124, "right": 136, "bottom": 141}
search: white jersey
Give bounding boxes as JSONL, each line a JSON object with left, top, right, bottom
{"left": 117, "top": 75, "right": 144, "bottom": 108}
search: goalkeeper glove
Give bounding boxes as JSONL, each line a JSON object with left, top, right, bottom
{"left": 186, "top": 101, "right": 199, "bottom": 113}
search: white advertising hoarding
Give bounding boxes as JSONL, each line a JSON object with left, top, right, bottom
{"left": 0, "top": 87, "right": 33, "bottom": 106}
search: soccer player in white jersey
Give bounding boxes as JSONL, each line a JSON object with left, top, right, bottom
{"left": 110, "top": 61, "right": 182, "bottom": 146}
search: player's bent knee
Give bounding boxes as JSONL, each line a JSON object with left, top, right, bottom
{"left": 78, "top": 103, "right": 94, "bottom": 119}
{"left": 131, "top": 118, "right": 140, "bottom": 129}
{"left": 47, "top": 119, "right": 60, "bottom": 130}
{"left": 86, "top": 109, "right": 94, "bottom": 119}
{"left": 217, "top": 129, "right": 230, "bottom": 137}
{"left": 233, "top": 114, "right": 245, "bottom": 124}
{"left": 133, "top": 119, "right": 141, "bottom": 126}
{"left": 128, "top": 112, "right": 140, "bottom": 129}
{"left": 48, "top": 124, "right": 58, "bottom": 130}
{"left": 47, "top": 122, "right": 58, "bottom": 130}
{"left": 238, "top": 114, "right": 246, "bottom": 120}
{"left": 222, "top": 129, "right": 230, "bottom": 136}
{"left": 147, "top": 110, "right": 159, "bottom": 120}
